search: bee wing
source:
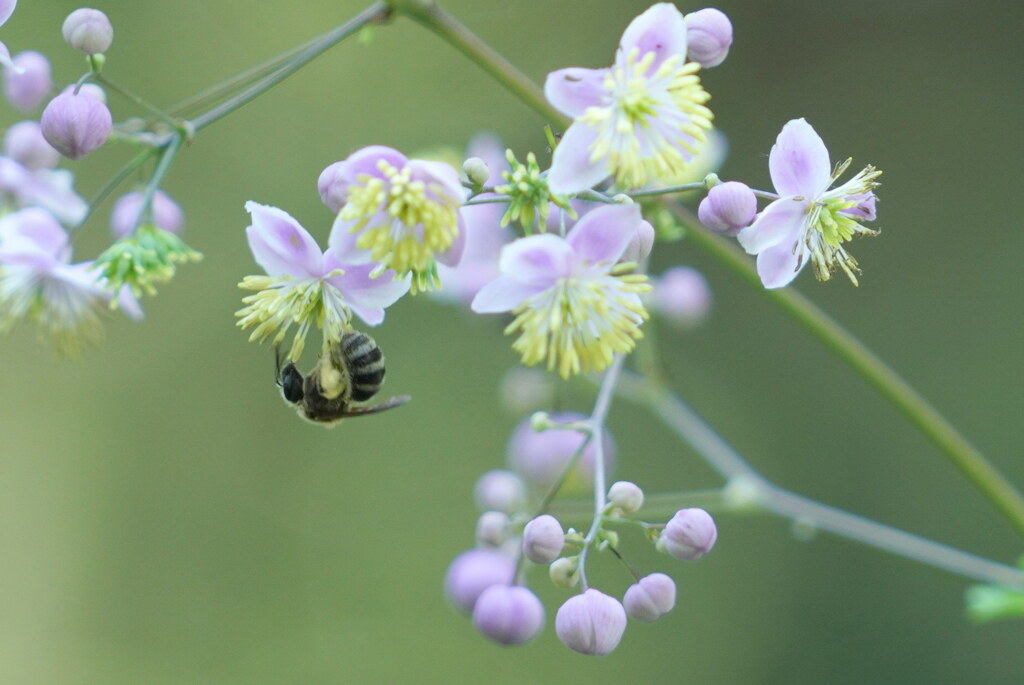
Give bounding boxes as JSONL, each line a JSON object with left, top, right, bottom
{"left": 341, "top": 395, "right": 412, "bottom": 417}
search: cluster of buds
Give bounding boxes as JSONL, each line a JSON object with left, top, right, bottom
{"left": 445, "top": 414, "right": 718, "bottom": 654}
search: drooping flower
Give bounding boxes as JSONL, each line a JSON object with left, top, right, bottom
{"left": 236, "top": 201, "right": 409, "bottom": 361}
{"left": 444, "top": 548, "right": 516, "bottom": 614}
{"left": 472, "top": 204, "right": 651, "bottom": 378}
{"left": 685, "top": 8, "right": 734, "bottom": 68}
{"left": 544, "top": 3, "right": 713, "bottom": 194}
{"left": 737, "top": 118, "right": 881, "bottom": 288}
{"left": 0, "top": 207, "right": 141, "bottom": 355}
{"left": 522, "top": 514, "right": 565, "bottom": 565}
{"left": 62, "top": 8, "right": 114, "bottom": 56}
{"left": 326, "top": 146, "right": 466, "bottom": 293}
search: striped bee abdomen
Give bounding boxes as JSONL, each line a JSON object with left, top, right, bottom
{"left": 341, "top": 331, "right": 385, "bottom": 402}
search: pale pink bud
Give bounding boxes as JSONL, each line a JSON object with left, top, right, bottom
{"left": 660, "top": 508, "right": 717, "bottom": 560}
{"left": 698, "top": 181, "right": 756, "bottom": 236}
{"left": 475, "top": 511, "right": 510, "bottom": 549}
{"left": 507, "top": 412, "right": 616, "bottom": 494}
{"left": 522, "top": 514, "right": 564, "bottom": 564}
{"left": 651, "top": 266, "right": 712, "bottom": 328}
{"left": 621, "top": 219, "right": 655, "bottom": 263}
{"left": 317, "top": 161, "right": 346, "bottom": 213}
{"left": 3, "top": 121, "right": 59, "bottom": 170}
{"left": 607, "top": 481, "right": 644, "bottom": 514}
{"left": 472, "top": 585, "right": 545, "bottom": 645}
{"left": 555, "top": 589, "right": 627, "bottom": 656}
{"left": 685, "top": 8, "right": 733, "bottom": 68}
{"left": 473, "top": 469, "right": 526, "bottom": 514}
{"left": 62, "top": 82, "right": 106, "bottom": 103}
{"left": 623, "top": 573, "right": 676, "bottom": 622}
{"left": 62, "top": 8, "right": 114, "bottom": 55}
{"left": 4, "top": 51, "right": 52, "bottom": 111}
{"left": 40, "top": 91, "right": 112, "bottom": 160}
{"left": 110, "top": 190, "right": 184, "bottom": 238}
{"left": 444, "top": 549, "right": 516, "bottom": 614}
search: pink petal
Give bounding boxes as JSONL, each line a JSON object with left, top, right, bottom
{"left": 617, "top": 3, "right": 688, "bottom": 70}
{"left": 499, "top": 233, "right": 574, "bottom": 285}
{"left": 327, "top": 213, "right": 373, "bottom": 264}
{"left": 349, "top": 304, "right": 385, "bottom": 326}
{"left": 0, "top": 1, "right": 16, "bottom": 28}
{"left": 544, "top": 67, "right": 609, "bottom": 118}
{"left": 409, "top": 159, "right": 466, "bottom": 204}
{"left": 756, "top": 239, "right": 808, "bottom": 289}
{"left": 736, "top": 197, "right": 808, "bottom": 255}
{"left": 323, "top": 255, "right": 410, "bottom": 312}
{"left": 471, "top": 275, "right": 549, "bottom": 314}
{"left": 547, "top": 123, "right": 608, "bottom": 195}
{"left": 841, "top": 191, "right": 877, "bottom": 221}
{"left": 769, "top": 118, "right": 832, "bottom": 198}
{"left": 339, "top": 145, "right": 408, "bottom": 183}
{"left": 566, "top": 203, "right": 640, "bottom": 266}
{"left": 244, "top": 201, "right": 324, "bottom": 278}
{"left": 0, "top": 207, "right": 69, "bottom": 260}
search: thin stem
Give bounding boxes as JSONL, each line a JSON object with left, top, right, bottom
{"left": 135, "top": 133, "right": 184, "bottom": 228}
{"left": 190, "top": 3, "right": 391, "bottom": 132}
{"left": 73, "top": 146, "right": 159, "bottom": 237}
{"left": 395, "top": 2, "right": 569, "bottom": 126}
{"left": 626, "top": 181, "right": 707, "bottom": 198}
{"left": 93, "top": 74, "right": 182, "bottom": 131}
{"left": 665, "top": 201, "right": 1024, "bottom": 538}
{"left": 613, "top": 371, "right": 1024, "bottom": 588}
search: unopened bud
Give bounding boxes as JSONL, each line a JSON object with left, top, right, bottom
{"left": 473, "top": 469, "right": 526, "bottom": 514}
{"left": 508, "top": 412, "right": 616, "bottom": 495}
{"left": 40, "top": 91, "right": 111, "bottom": 160}
{"left": 651, "top": 266, "right": 712, "bottom": 328}
{"left": 3, "top": 121, "right": 59, "bottom": 170}
{"left": 659, "top": 507, "right": 718, "bottom": 560}
{"left": 548, "top": 556, "right": 579, "bottom": 588}
{"left": 475, "top": 511, "right": 511, "bottom": 549}
{"left": 62, "top": 82, "right": 106, "bottom": 103}
{"left": 444, "top": 549, "right": 516, "bottom": 614}
{"left": 4, "top": 51, "right": 52, "bottom": 112}
{"left": 472, "top": 585, "right": 545, "bottom": 646}
{"left": 62, "top": 8, "right": 114, "bottom": 55}
{"left": 698, "top": 181, "right": 756, "bottom": 236}
{"left": 607, "top": 481, "right": 644, "bottom": 514}
{"left": 623, "top": 572, "right": 676, "bottom": 622}
{"left": 317, "top": 161, "right": 346, "bottom": 213}
{"left": 620, "top": 219, "right": 655, "bottom": 263}
{"left": 685, "top": 8, "right": 733, "bottom": 68}
{"left": 463, "top": 156, "right": 490, "bottom": 186}
{"left": 555, "top": 589, "right": 627, "bottom": 655}
{"left": 522, "top": 514, "right": 564, "bottom": 564}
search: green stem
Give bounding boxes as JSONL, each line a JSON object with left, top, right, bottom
{"left": 73, "top": 146, "right": 159, "bottom": 237}
{"left": 189, "top": 3, "right": 391, "bottom": 132}
{"left": 93, "top": 74, "right": 183, "bottom": 131}
{"left": 135, "top": 133, "right": 184, "bottom": 228}
{"left": 666, "top": 202, "right": 1024, "bottom": 538}
{"left": 394, "top": 1, "right": 568, "bottom": 125}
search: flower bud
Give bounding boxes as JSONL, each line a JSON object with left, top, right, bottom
{"left": 651, "top": 266, "right": 712, "bottom": 328}
{"left": 507, "top": 412, "right": 616, "bottom": 495}
{"left": 62, "top": 82, "right": 106, "bottom": 103}
{"left": 607, "top": 481, "right": 644, "bottom": 514}
{"left": 472, "top": 585, "right": 545, "bottom": 646}
{"left": 62, "top": 8, "right": 114, "bottom": 55}
{"left": 685, "top": 8, "right": 733, "bottom": 68}
{"left": 522, "top": 514, "right": 564, "bottom": 564}
{"left": 620, "top": 219, "right": 655, "bottom": 263}
{"left": 444, "top": 549, "right": 516, "bottom": 613}
{"left": 697, "top": 181, "right": 756, "bottom": 236}
{"left": 475, "top": 511, "right": 511, "bottom": 549}
{"left": 317, "top": 161, "right": 348, "bottom": 213}
{"left": 3, "top": 121, "right": 60, "bottom": 170}
{"left": 555, "top": 589, "right": 627, "bottom": 656}
{"left": 110, "top": 190, "right": 185, "bottom": 238}
{"left": 659, "top": 507, "right": 717, "bottom": 560}
{"left": 4, "top": 51, "right": 53, "bottom": 112}
{"left": 462, "top": 156, "right": 490, "bottom": 187}
{"left": 40, "top": 91, "right": 112, "bottom": 160}
{"left": 548, "top": 556, "right": 579, "bottom": 588}
{"left": 623, "top": 573, "right": 676, "bottom": 622}
{"left": 473, "top": 469, "right": 526, "bottom": 514}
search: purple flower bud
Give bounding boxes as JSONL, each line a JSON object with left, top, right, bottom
{"left": 522, "top": 514, "right": 564, "bottom": 564}
{"left": 607, "top": 481, "right": 644, "bottom": 513}
{"left": 62, "top": 82, "right": 106, "bottom": 103}
{"left": 507, "top": 412, "right": 616, "bottom": 494}
{"left": 62, "top": 8, "right": 114, "bottom": 55}
{"left": 473, "top": 469, "right": 526, "bottom": 514}
{"left": 472, "top": 585, "right": 545, "bottom": 645}
{"left": 40, "top": 91, "right": 112, "bottom": 160}
{"left": 444, "top": 549, "right": 516, "bottom": 614}
{"left": 660, "top": 507, "right": 717, "bottom": 560}
{"left": 3, "top": 121, "right": 59, "bottom": 170}
{"left": 555, "top": 589, "right": 627, "bottom": 656}
{"left": 623, "top": 573, "right": 676, "bottom": 622}
{"left": 651, "top": 266, "right": 712, "bottom": 328}
{"left": 620, "top": 219, "right": 655, "bottom": 263}
{"left": 698, "top": 181, "right": 756, "bottom": 236}
{"left": 475, "top": 511, "right": 511, "bottom": 549}
{"left": 317, "top": 161, "right": 346, "bottom": 213}
{"left": 685, "top": 8, "right": 733, "bottom": 68}
{"left": 110, "top": 190, "right": 185, "bottom": 238}
{"left": 4, "top": 51, "right": 53, "bottom": 112}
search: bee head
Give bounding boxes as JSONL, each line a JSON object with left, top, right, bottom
{"left": 278, "top": 360, "right": 305, "bottom": 404}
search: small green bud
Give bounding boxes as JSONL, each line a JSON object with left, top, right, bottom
{"left": 549, "top": 556, "right": 579, "bottom": 588}
{"left": 463, "top": 156, "right": 490, "bottom": 187}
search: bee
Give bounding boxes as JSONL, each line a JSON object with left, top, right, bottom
{"left": 276, "top": 330, "right": 410, "bottom": 426}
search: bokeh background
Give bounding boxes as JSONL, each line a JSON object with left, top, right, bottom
{"left": 1, "top": 1, "right": 1021, "bottom": 683}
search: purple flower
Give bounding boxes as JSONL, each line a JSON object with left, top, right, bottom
{"left": 472, "top": 585, "right": 545, "bottom": 646}
{"left": 0, "top": 207, "right": 140, "bottom": 355}
{"left": 472, "top": 204, "right": 651, "bottom": 378}
{"left": 506, "top": 411, "right": 616, "bottom": 494}
{"left": 444, "top": 548, "right": 516, "bottom": 614}
{"left": 4, "top": 120, "right": 60, "bottom": 171}
{"left": 236, "top": 202, "right": 410, "bottom": 360}
{"left": 623, "top": 572, "right": 676, "bottom": 622}
{"left": 607, "top": 481, "right": 644, "bottom": 513}
{"left": 0, "top": 156, "right": 88, "bottom": 226}
{"left": 555, "top": 589, "right": 627, "bottom": 655}
{"left": 3, "top": 51, "right": 52, "bottom": 112}
{"left": 40, "top": 90, "right": 112, "bottom": 160}
{"left": 110, "top": 190, "right": 184, "bottom": 238}
{"left": 326, "top": 146, "right": 467, "bottom": 292}
{"left": 522, "top": 514, "right": 565, "bottom": 564}
{"left": 660, "top": 507, "right": 717, "bottom": 560}
{"left": 544, "top": 3, "right": 713, "bottom": 194}
{"left": 473, "top": 469, "right": 526, "bottom": 514}
{"left": 737, "top": 118, "right": 881, "bottom": 288}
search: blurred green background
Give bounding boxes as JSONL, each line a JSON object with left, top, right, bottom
{"left": 1, "top": 0, "right": 1021, "bottom": 683}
